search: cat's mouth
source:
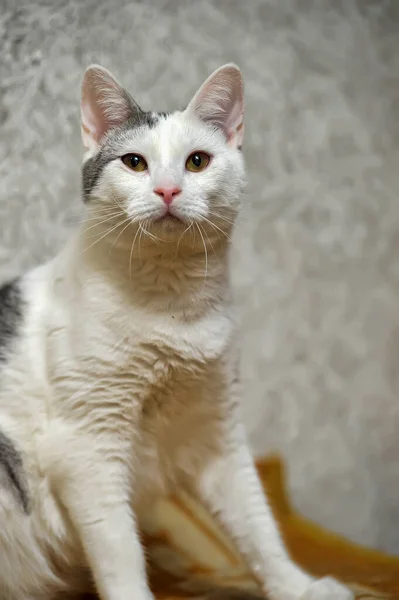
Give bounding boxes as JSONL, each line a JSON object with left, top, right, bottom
{"left": 160, "top": 214, "right": 180, "bottom": 221}
{"left": 154, "top": 211, "right": 183, "bottom": 225}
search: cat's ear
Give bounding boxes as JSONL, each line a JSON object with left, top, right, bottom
{"left": 81, "top": 64, "right": 143, "bottom": 151}
{"left": 187, "top": 64, "right": 244, "bottom": 149}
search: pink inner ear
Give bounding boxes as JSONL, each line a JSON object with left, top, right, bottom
{"left": 81, "top": 66, "right": 133, "bottom": 149}
{"left": 224, "top": 92, "right": 244, "bottom": 145}
{"left": 81, "top": 85, "right": 108, "bottom": 143}
{"left": 188, "top": 65, "right": 244, "bottom": 148}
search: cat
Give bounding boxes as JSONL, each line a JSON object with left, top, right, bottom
{"left": 0, "top": 64, "right": 353, "bottom": 600}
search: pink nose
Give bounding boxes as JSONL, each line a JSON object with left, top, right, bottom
{"left": 154, "top": 186, "right": 182, "bottom": 205}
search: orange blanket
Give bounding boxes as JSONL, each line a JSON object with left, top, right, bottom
{"left": 139, "top": 456, "right": 399, "bottom": 600}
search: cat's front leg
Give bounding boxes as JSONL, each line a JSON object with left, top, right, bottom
{"left": 47, "top": 435, "right": 153, "bottom": 600}
{"left": 193, "top": 419, "right": 353, "bottom": 600}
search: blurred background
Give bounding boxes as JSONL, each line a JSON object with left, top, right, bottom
{"left": 1, "top": 0, "right": 399, "bottom": 554}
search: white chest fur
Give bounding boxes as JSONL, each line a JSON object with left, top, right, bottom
{"left": 43, "top": 288, "right": 234, "bottom": 504}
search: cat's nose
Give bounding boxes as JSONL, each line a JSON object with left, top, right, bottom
{"left": 154, "top": 186, "right": 182, "bottom": 205}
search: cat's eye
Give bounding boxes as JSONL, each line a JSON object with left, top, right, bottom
{"left": 185, "top": 152, "right": 211, "bottom": 173}
{"left": 121, "top": 153, "right": 148, "bottom": 172}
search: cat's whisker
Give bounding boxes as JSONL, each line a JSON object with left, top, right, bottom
{"left": 77, "top": 216, "right": 123, "bottom": 227}
{"left": 201, "top": 217, "right": 232, "bottom": 243}
{"left": 129, "top": 224, "right": 142, "bottom": 282}
{"left": 67, "top": 212, "right": 124, "bottom": 226}
{"left": 208, "top": 211, "right": 235, "bottom": 227}
{"left": 138, "top": 225, "right": 145, "bottom": 262}
{"left": 195, "top": 222, "right": 208, "bottom": 280}
{"left": 176, "top": 221, "right": 194, "bottom": 255}
{"left": 80, "top": 212, "right": 126, "bottom": 236}
{"left": 191, "top": 223, "right": 196, "bottom": 243}
{"left": 140, "top": 220, "right": 161, "bottom": 244}
{"left": 79, "top": 219, "right": 131, "bottom": 255}
{"left": 109, "top": 217, "right": 134, "bottom": 254}
{"left": 72, "top": 210, "right": 126, "bottom": 227}
{"left": 88, "top": 204, "right": 124, "bottom": 214}
{"left": 78, "top": 209, "right": 126, "bottom": 223}
{"left": 110, "top": 192, "right": 126, "bottom": 213}
{"left": 67, "top": 205, "right": 124, "bottom": 219}
{"left": 199, "top": 222, "right": 216, "bottom": 258}
{"left": 81, "top": 221, "right": 126, "bottom": 241}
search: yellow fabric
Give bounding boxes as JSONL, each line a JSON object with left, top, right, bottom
{"left": 138, "top": 456, "right": 399, "bottom": 600}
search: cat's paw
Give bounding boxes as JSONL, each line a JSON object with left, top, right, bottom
{"left": 299, "top": 576, "right": 354, "bottom": 600}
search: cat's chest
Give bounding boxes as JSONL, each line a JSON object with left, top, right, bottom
{"left": 92, "top": 307, "right": 233, "bottom": 387}
{"left": 132, "top": 365, "right": 222, "bottom": 508}
{"left": 50, "top": 310, "right": 230, "bottom": 505}
{"left": 122, "top": 307, "right": 232, "bottom": 362}
{"left": 110, "top": 314, "right": 229, "bottom": 498}
{"left": 120, "top": 327, "right": 223, "bottom": 421}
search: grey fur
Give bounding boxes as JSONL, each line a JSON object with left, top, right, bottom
{"left": 82, "top": 108, "right": 168, "bottom": 202}
{"left": 0, "top": 280, "right": 23, "bottom": 362}
{"left": 0, "top": 430, "right": 30, "bottom": 513}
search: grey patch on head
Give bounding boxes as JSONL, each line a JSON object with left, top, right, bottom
{"left": 151, "top": 111, "right": 170, "bottom": 123}
{"left": 82, "top": 147, "right": 117, "bottom": 203}
{"left": 82, "top": 107, "right": 170, "bottom": 203}
{"left": 0, "top": 430, "right": 30, "bottom": 513}
{"left": 0, "top": 280, "right": 23, "bottom": 363}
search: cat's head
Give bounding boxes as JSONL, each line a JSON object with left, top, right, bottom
{"left": 80, "top": 64, "right": 245, "bottom": 248}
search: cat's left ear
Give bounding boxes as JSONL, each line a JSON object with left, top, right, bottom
{"left": 186, "top": 64, "right": 244, "bottom": 149}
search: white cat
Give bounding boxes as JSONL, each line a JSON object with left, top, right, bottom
{"left": 0, "top": 64, "right": 353, "bottom": 600}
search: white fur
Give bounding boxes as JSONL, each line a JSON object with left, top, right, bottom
{"left": 0, "top": 66, "right": 353, "bottom": 600}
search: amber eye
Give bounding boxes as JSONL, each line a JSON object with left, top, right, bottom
{"left": 185, "top": 152, "right": 211, "bottom": 172}
{"left": 121, "top": 154, "right": 148, "bottom": 172}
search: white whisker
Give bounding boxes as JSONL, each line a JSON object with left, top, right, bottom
{"left": 111, "top": 193, "right": 126, "bottom": 213}
{"left": 138, "top": 225, "right": 144, "bottom": 261}
{"left": 129, "top": 225, "right": 142, "bottom": 281}
{"left": 68, "top": 205, "right": 124, "bottom": 219}
{"left": 200, "top": 222, "right": 216, "bottom": 257}
{"left": 79, "top": 209, "right": 126, "bottom": 223}
{"left": 109, "top": 217, "right": 134, "bottom": 254}
{"left": 80, "top": 219, "right": 131, "bottom": 255}
{"left": 141, "top": 220, "right": 161, "bottom": 244}
{"left": 208, "top": 211, "right": 235, "bottom": 226}
{"left": 201, "top": 216, "right": 232, "bottom": 242}
{"left": 80, "top": 212, "right": 125, "bottom": 236}
{"left": 195, "top": 222, "right": 208, "bottom": 280}
{"left": 176, "top": 221, "right": 194, "bottom": 255}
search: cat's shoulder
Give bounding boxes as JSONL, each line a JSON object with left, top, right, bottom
{"left": 0, "top": 279, "right": 24, "bottom": 361}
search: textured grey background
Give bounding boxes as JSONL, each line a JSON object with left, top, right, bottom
{"left": 1, "top": 0, "right": 399, "bottom": 553}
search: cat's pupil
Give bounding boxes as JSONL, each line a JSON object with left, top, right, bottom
{"left": 192, "top": 154, "right": 202, "bottom": 167}
{"left": 131, "top": 155, "right": 140, "bottom": 167}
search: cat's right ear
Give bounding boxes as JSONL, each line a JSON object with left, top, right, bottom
{"left": 81, "top": 65, "right": 142, "bottom": 151}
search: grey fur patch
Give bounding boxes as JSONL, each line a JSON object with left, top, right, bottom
{"left": 153, "top": 111, "right": 170, "bottom": 121}
{"left": 0, "top": 430, "right": 30, "bottom": 513}
{"left": 0, "top": 279, "right": 23, "bottom": 362}
{"left": 82, "top": 110, "right": 169, "bottom": 202}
